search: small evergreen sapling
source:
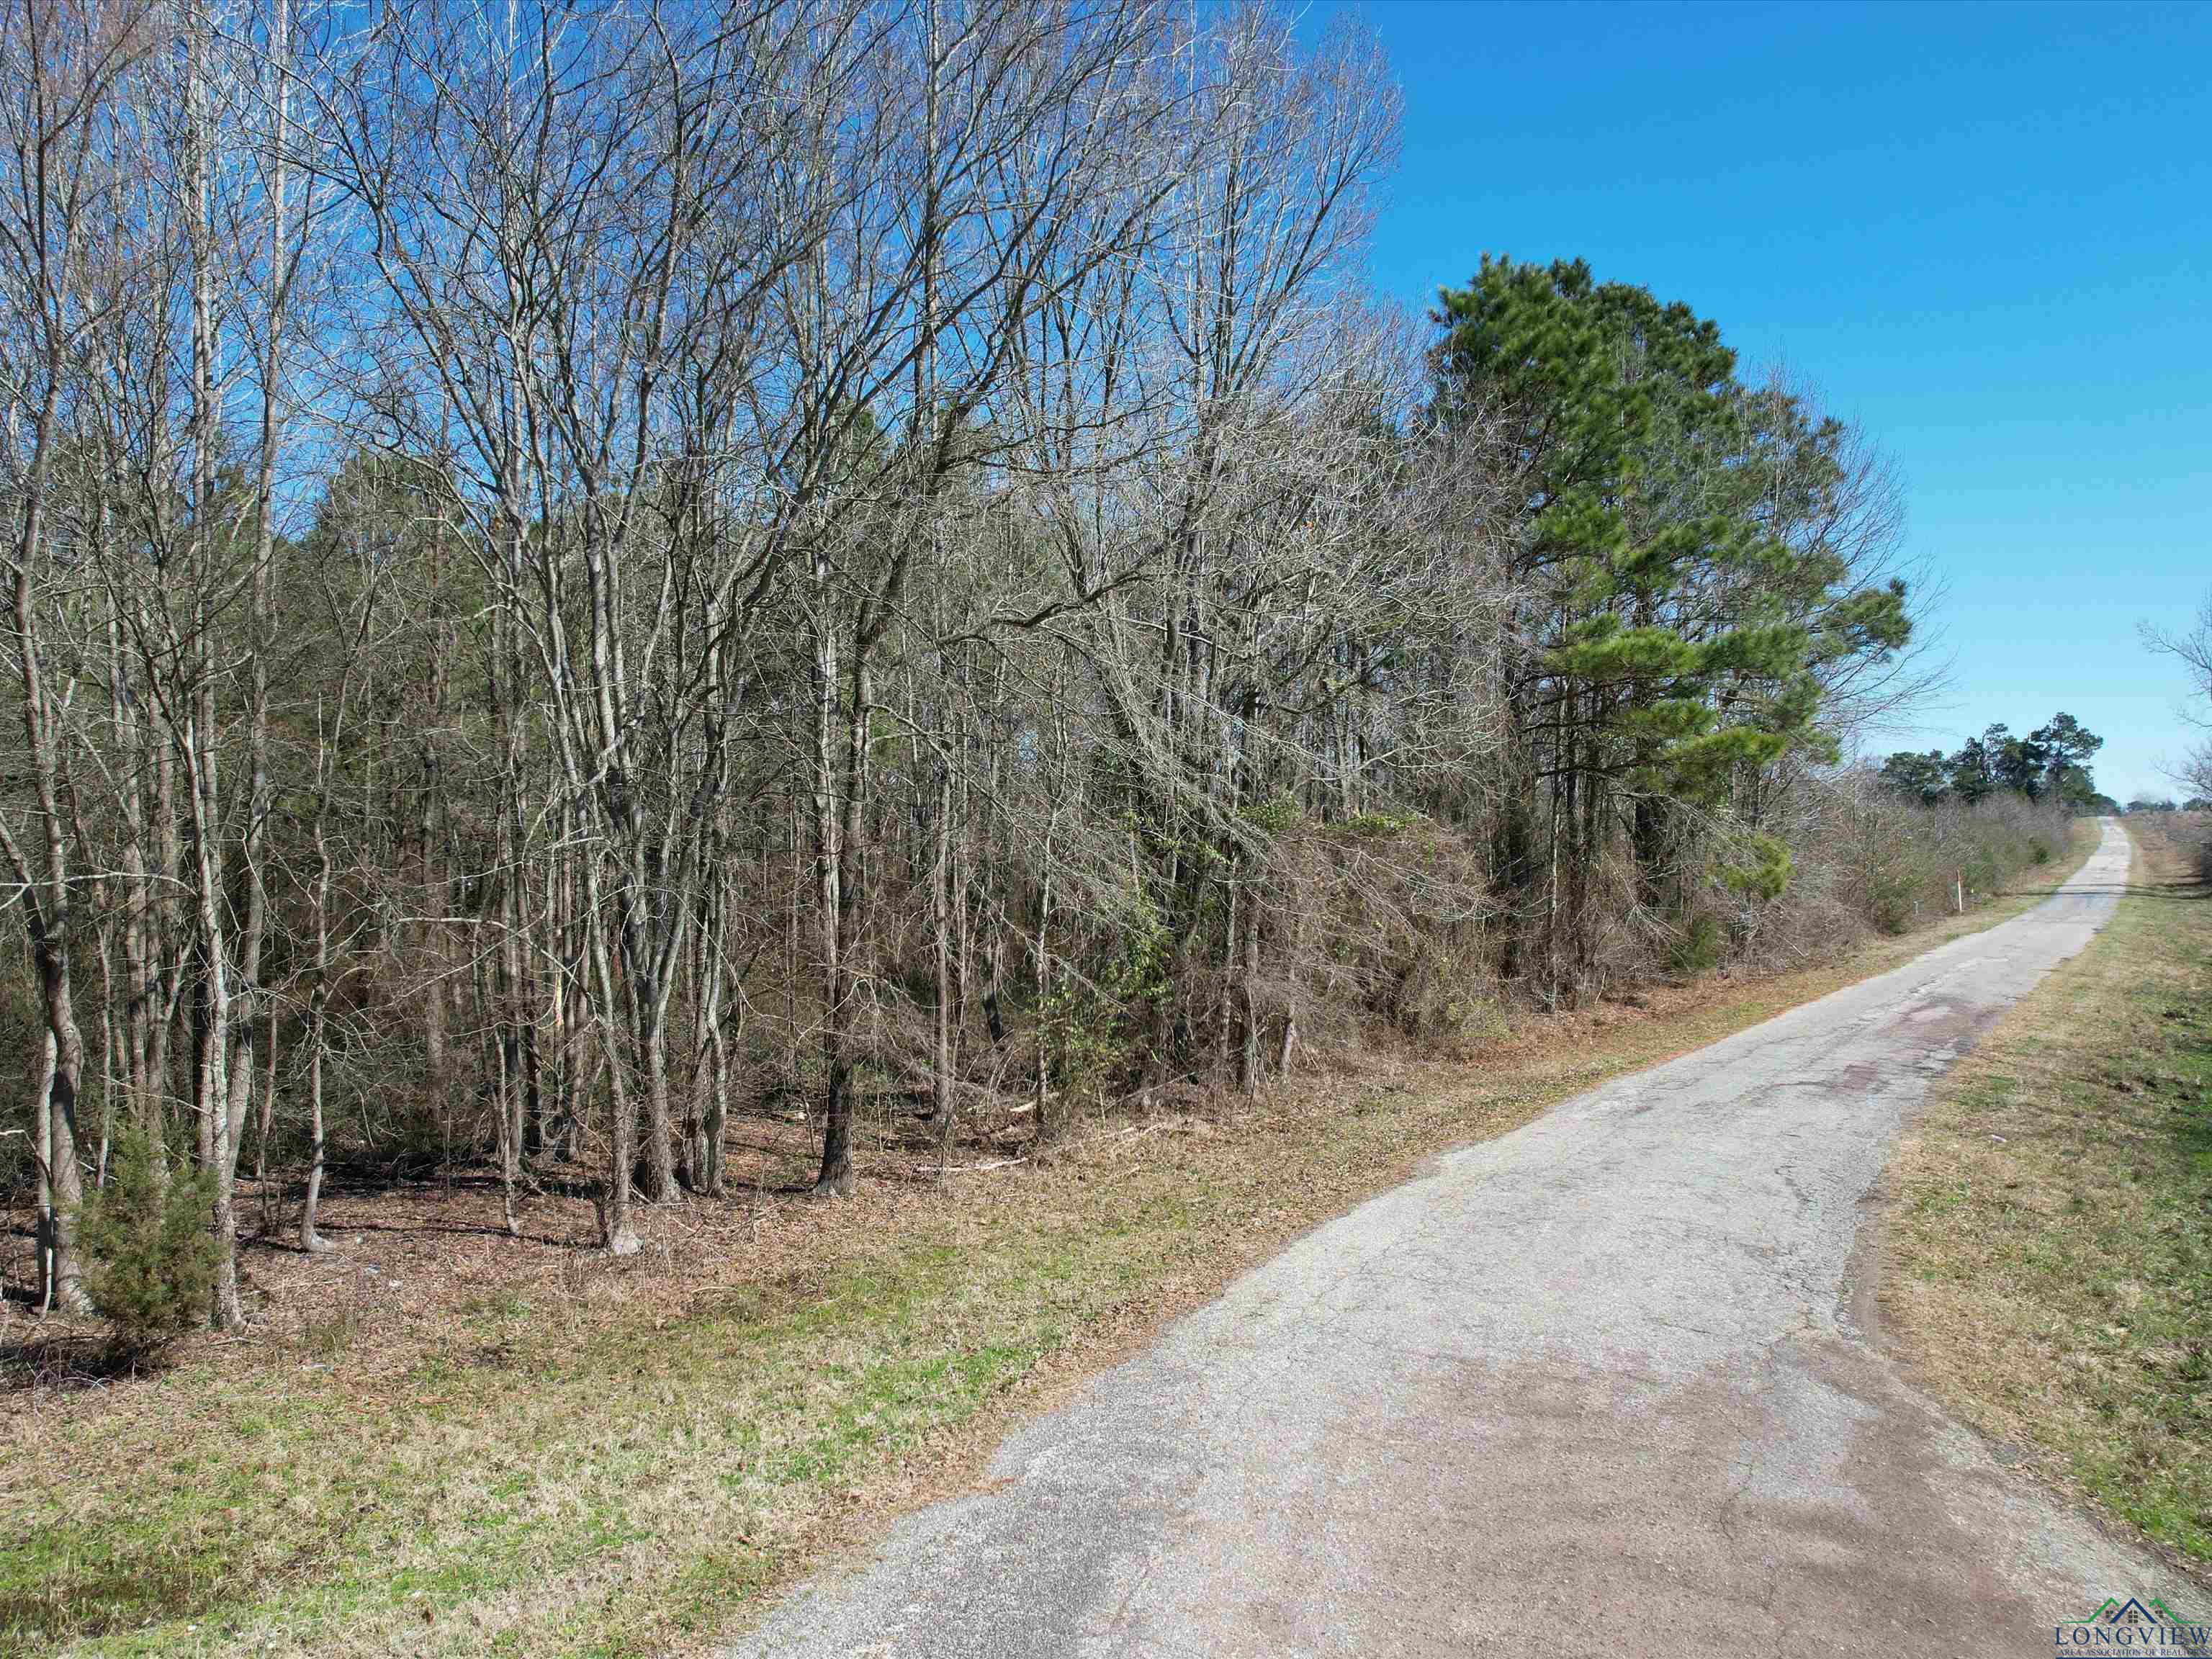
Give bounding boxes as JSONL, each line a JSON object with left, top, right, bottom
{"left": 80, "top": 1128, "right": 221, "bottom": 1352}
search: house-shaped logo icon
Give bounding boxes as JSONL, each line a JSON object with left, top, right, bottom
{"left": 2068, "top": 1597, "right": 2162, "bottom": 1627}
{"left": 2055, "top": 1595, "right": 2209, "bottom": 1650}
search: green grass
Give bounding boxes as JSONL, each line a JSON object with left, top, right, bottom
{"left": 1, "top": 822, "right": 2098, "bottom": 1658}
{"left": 1889, "top": 817, "right": 2212, "bottom": 1565}
{"left": 8, "top": 1227, "right": 1069, "bottom": 1657}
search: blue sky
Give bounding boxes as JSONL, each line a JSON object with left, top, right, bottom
{"left": 1319, "top": 0, "right": 2210, "bottom": 803}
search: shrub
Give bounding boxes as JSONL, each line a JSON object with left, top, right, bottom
{"left": 80, "top": 1128, "right": 220, "bottom": 1352}
{"left": 1799, "top": 770, "right": 2072, "bottom": 940}
{"left": 1672, "top": 911, "right": 1725, "bottom": 975}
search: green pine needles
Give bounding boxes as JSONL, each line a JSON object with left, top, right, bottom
{"left": 79, "top": 1129, "right": 222, "bottom": 1355}
{"left": 1432, "top": 256, "right": 1910, "bottom": 981}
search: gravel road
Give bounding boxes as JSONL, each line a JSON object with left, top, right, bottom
{"left": 729, "top": 819, "right": 2199, "bottom": 1657}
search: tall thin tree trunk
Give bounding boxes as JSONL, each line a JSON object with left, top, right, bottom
{"left": 932, "top": 765, "right": 956, "bottom": 1166}
{"left": 810, "top": 580, "right": 853, "bottom": 1195}
{"left": 301, "top": 711, "right": 335, "bottom": 1254}
{"left": 184, "top": 3, "right": 243, "bottom": 1331}
{"left": 1033, "top": 830, "right": 1056, "bottom": 1146}
{"left": 583, "top": 855, "right": 642, "bottom": 1254}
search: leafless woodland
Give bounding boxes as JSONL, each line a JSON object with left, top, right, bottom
{"left": 1, "top": 0, "right": 2031, "bottom": 1328}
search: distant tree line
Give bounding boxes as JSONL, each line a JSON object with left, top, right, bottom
{"left": 6, "top": 0, "right": 2036, "bottom": 1333}
{"left": 1879, "top": 714, "right": 2105, "bottom": 812}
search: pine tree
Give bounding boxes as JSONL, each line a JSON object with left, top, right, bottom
{"left": 1435, "top": 256, "right": 1909, "bottom": 993}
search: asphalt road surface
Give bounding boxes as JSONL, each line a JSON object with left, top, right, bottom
{"left": 730, "top": 819, "right": 2194, "bottom": 1658}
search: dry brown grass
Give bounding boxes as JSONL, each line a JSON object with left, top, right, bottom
{"left": 0, "top": 822, "right": 2099, "bottom": 1658}
{"left": 1884, "top": 814, "right": 2212, "bottom": 1575}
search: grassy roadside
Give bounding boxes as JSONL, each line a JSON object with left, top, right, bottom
{"left": 3, "top": 824, "right": 2098, "bottom": 1659}
{"left": 1885, "top": 817, "right": 2212, "bottom": 1570}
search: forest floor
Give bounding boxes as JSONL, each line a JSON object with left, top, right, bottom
{"left": 0, "top": 824, "right": 2098, "bottom": 1659}
{"left": 1885, "top": 814, "right": 2212, "bottom": 1570}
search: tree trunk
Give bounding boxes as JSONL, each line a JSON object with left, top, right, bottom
{"left": 1238, "top": 882, "right": 1262, "bottom": 1094}
{"left": 301, "top": 768, "right": 334, "bottom": 1254}
{"left": 584, "top": 859, "right": 642, "bottom": 1254}
{"left": 932, "top": 765, "right": 956, "bottom": 1166}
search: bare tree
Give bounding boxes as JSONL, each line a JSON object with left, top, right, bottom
{"left": 0, "top": 0, "right": 161, "bottom": 1314}
{"left": 2145, "top": 592, "right": 2212, "bottom": 804}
